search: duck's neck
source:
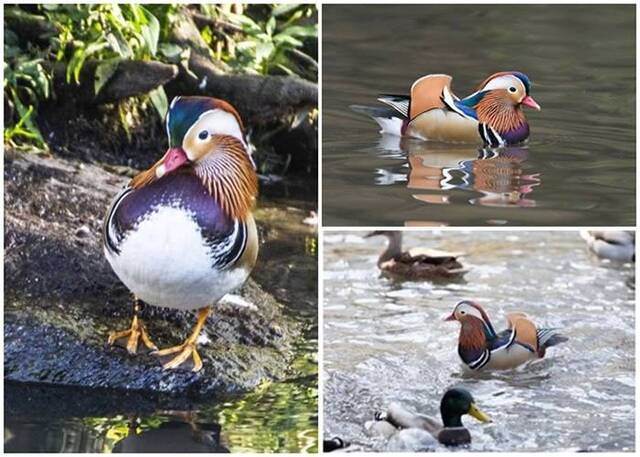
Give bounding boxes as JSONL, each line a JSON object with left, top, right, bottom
{"left": 458, "top": 318, "right": 490, "bottom": 351}
{"left": 379, "top": 233, "right": 403, "bottom": 266}
{"left": 474, "top": 91, "right": 528, "bottom": 142}
{"left": 440, "top": 409, "right": 464, "bottom": 428}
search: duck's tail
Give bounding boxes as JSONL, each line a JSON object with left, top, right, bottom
{"left": 351, "top": 102, "right": 408, "bottom": 137}
{"left": 537, "top": 328, "right": 568, "bottom": 354}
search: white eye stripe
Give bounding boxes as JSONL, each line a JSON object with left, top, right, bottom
{"left": 482, "top": 75, "right": 525, "bottom": 93}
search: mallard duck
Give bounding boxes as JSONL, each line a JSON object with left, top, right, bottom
{"left": 368, "top": 388, "right": 491, "bottom": 449}
{"left": 580, "top": 231, "right": 635, "bottom": 262}
{"left": 445, "top": 300, "right": 567, "bottom": 371}
{"left": 103, "top": 96, "right": 258, "bottom": 372}
{"left": 352, "top": 71, "right": 540, "bottom": 146}
{"left": 365, "top": 230, "right": 468, "bottom": 280}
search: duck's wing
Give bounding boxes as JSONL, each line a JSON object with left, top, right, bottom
{"left": 409, "top": 74, "right": 479, "bottom": 123}
{"left": 408, "top": 74, "right": 453, "bottom": 120}
{"left": 505, "top": 313, "right": 539, "bottom": 352}
{"left": 386, "top": 402, "right": 441, "bottom": 436}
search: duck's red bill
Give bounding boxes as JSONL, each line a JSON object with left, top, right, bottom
{"left": 158, "top": 147, "right": 189, "bottom": 176}
{"left": 521, "top": 95, "right": 541, "bottom": 110}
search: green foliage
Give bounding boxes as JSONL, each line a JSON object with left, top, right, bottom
{"left": 43, "top": 4, "right": 170, "bottom": 118}
{"left": 212, "top": 4, "right": 317, "bottom": 77}
{"left": 3, "top": 38, "right": 50, "bottom": 147}
{"left": 4, "top": 4, "right": 317, "bottom": 150}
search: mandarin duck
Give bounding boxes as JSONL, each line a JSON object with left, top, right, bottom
{"left": 580, "top": 231, "right": 635, "bottom": 263}
{"left": 445, "top": 301, "right": 567, "bottom": 372}
{"left": 368, "top": 388, "right": 491, "bottom": 449}
{"left": 103, "top": 96, "right": 258, "bottom": 372}
{"left": 365, "top": 231, "right": 468, "bottom": 280}
{"left": 352, "top": 71, "right": 540, "bottom": 147}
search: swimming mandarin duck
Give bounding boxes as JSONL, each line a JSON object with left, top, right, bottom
{"left": 365, "top": 231, "right": 468, "bottom": 280}
{"left": 103, "top": 96, "right": 258, "bottom": 372}
{"left": 368, "top": 388, "right": 491, "bottom": 449}
{"left": 445, "top": 301, "right": 567, "bottom": 371}
{"left": 352, "top": 71, "right": 540, "bottom": 147}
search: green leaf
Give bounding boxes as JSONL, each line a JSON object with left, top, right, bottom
{"left": 158, "top": 43, "right": 183, "bottom": 61}
{"left": 266, "top": 16, "right": 276, "bottom": 36}
{"left": 94, "top": 58, "right": 120, "bottom": 95}
{"left": 222, "top": 11, "right": 261, "bottom": 34}
{"left": 138, "top": 5, "right": 160, "bottom": 56}
{"left": 148, "top": 86, "right": 168, "bottom": 119}
{"left": 273, "top": 34, "right": 303, "bottom": 47}
{"left": 66, "top": 47, "right": 85, "bottom": 84}
{"left": 256, "top": 42, "right": 275, "bottom": 64}
{"left": 280, "top": 25, "right": 317, "bottom": 38}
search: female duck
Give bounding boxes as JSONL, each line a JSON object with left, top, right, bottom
{"left": 103, "top": 96, "right": 258, "bottom": 372}
{"left": 368, "top": 388, "right": 491, "bottom": 450}
{"left": 445, "top": 300, "right": 567, "bottom": 371}
{"left": 365, "top": 230, "right": 468, "bottom": 280}
{"left": 353, "top": 71, "right": 540, "bottom": 147}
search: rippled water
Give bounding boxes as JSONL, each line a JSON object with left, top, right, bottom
{"left": 322, "top": 5, "right": 635, "bottom": 226}
{"left": 323, "top": 231, "right": 635, "bottom": 451}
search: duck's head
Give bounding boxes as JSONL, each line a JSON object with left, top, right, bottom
{"left": 156, "top": 96, "right": 250, "bottom": 177}
{"left": 440, "top": 387, "right": 491, "bottom": 428}
{"left": 131, "top": 96, "right": 257, "bottom": 218}
{"left": 475, "top": 71, "right": 540, "bottom": 111}
{"left": 445, "top": 300, "right": 490, "bottom": 324}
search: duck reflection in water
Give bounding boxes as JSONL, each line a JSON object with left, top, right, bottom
{"left": 375, "top": 135, "right": 541, "bottom": 208}
{"left": 113, "top": 412, "right": 229, "bottom": 453}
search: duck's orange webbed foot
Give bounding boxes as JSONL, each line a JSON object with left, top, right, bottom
{"left": 108, "top": 300, "right": 158, "bottom": 354}
{"left": 152, "top": 307, "right": 209, "bottom": 372}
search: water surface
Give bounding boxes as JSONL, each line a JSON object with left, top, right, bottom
{"left": 322, "top": 5, "right": 635, "bottom": 226}
{"left": 323, "top": 231, "right": 635, "bottom": 451}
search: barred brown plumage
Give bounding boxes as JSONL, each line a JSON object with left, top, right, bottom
{"left": 195, "top": 134, "right": 258, "bottom": 221}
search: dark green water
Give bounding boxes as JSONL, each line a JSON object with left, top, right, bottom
{"left": 322, "top": 5, "right": 635, "bottom": 226}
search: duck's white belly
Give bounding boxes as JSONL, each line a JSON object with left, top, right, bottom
{"left": 105, "top": 206, "right": 250, "bottom": 310}
{"left": 485, "top": 344, "right": 537, "bottom": 370}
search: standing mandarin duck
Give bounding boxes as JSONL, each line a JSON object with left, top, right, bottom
{"left": 368, "top": 388, "right": 491, "bottom": 449}
{"left": 352, "top": 71, "right": 540, "bottom": 147}
{"left": 580, "top": 231, "right": 635, "bottom": 262}
{"left": 445, "top": 300, "right": 567, "bottom": 371}
{"left": 103, "top": 96, "right": 258, "bottom": 372}
{"left": 365, "top": 231, "right": 468, "bottom": 280}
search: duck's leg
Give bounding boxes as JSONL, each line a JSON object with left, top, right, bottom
{"left": 153, "top": 307, "right": 210, "bottom": 372}
{"left": 108, "top": 298, "right": 158, "bottom": 354}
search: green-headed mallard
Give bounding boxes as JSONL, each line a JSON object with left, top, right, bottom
{"left": 368, "top": 388, "right": 490, "bottom": 450}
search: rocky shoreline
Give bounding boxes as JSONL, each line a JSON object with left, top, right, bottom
{"left": 4, "top": 150, "right": 315, "bottom": 397}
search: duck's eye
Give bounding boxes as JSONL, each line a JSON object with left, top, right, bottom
{"left": 461, "top": 311, "right": 466, "bottom": 315}
{"left": 198, "top": 130, "right": 208, "bottom": 140}
{"left": 508, "top": 86, "right": 517, "bottom": 93}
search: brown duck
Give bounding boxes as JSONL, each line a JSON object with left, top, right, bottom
{"left": 365, "top": 231, "right": 468, "bottom": 280}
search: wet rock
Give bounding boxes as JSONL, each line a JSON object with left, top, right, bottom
{"left": 4, "top": 150, "right": 306, "bottom": 397}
